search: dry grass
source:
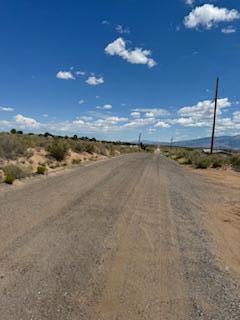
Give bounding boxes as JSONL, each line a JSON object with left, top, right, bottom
{"left": 162, "top": 147, "right": 240, "bottom": 172}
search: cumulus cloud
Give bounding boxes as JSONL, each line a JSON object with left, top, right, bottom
{"left": 15, "top": 114, "right": 39, "bottom": 128}
{"left": 178, "top": 98, "right": 231, "bottom": 117}
{"left": 86, "top": 76, "right": 104, "bottom": 86}
{"left": 96, "top": 104, "right": 112, "bottom": 110}
{"left": 184, "top": 4, "right": 240, "bottom": 29}
{"left": 171, "top": 98, "right": 231, "bottom": 128}
{"left": 105, "top": 37, "right": 157, "bottom": 68}
{"left": 0, "top": 106, "right": 14, "bottom": 112}
{"left": 78, "top": 99, "right": 85, "bottom": 105}
{"left": 154, "top": 121, "right": 170, "bottom": 128}
{"left": 56, "top": 71, "right": 75, "bottom": 80}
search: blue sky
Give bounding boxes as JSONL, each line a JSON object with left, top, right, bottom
{"left": 0, "top": 0, "right": 240, "bottom": 141}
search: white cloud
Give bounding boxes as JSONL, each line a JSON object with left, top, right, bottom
{"left": 78, "top": 116, "right": 93, "bottom": 121}
{"left": 115, "top": 25, "right": 130, "bottom": 34}
{"left": 130, "top": 111, "right": 141, "bottom": 118}
{"left": 96, "top": 104, "right": 112, "bottom": 110}
{"left": 15, "top": 114, "right": 39, "bottom": 128}
{"left": 56, "top": 71, "right": 75, "bottom": 80}
{"left": 73, "top": 119, "right": 85, "bottom": 125}
{"left": 105, "top": 37, "right": 157, "bottom": 68}
{"left": 147, "top": 128, "right": 156, "bottom": 133}
{"left": 145, "top": 112, "right": 155, "bottom": 118}
{"left": 221, "top": 26, "right": 236, "bottom": 34}
{"left": 93, "top": 116, "right": 128, "bottom": 129}
{"left": 132, "top": 108, "right": 170, "bottom": 117}
{"left": 86, "top": 76, "right": 104, "bottom": 86}
{"left": 124, "top": 117, "right": 156, "bottom": 128}
{"left": 0, "top": 106, "right": 14, "bottom": 112}
{"left": 103, "top": 104, "right": 112, "bottom": 110}
{"left": 78, "top": 99, "right": 85, "bottom": 105}
{"left": 171, "top": 98, "right": 232, "bottom": 128}
{"left": 178, "top": 98, "right": 231, "bottom": 118}
{"left": 185, "top": 0, "right": 194, "bottom": 6}
{"left": 233, "top": 111, "right": 240, "bottom": 122}
{"left": 76, "top": 71, "right": 86, "bottom": 76}
{"left": 154, "top": 121, "right": 170, "bottom": 128}
{"left": 184, "top": 4, "right": 240, "bottom": 29}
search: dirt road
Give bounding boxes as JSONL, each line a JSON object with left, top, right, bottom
{"left": 0, "top": 153, "right": 239, "bottom": 319}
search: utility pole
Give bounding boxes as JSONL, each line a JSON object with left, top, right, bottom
{"left": 210, "top": 78, "right": 219, "bottom": 154}
{"left": 138, "top": 133, "right": 142, "bottom": 146}
{"left": 170, "top": 137, "right": 173, "bottom": 149}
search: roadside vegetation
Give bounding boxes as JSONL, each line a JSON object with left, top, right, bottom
{"left": 0, "top": 130, "right": 149, "bottom": 184}
{"left": 162, "top": 147, "right": 240, "bottom": 172}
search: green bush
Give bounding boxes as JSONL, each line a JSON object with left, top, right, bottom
{"left": 48, "top": 140, "right": 69, "bottom": 161}
{"left": 36, "top": 166, "right": 47, "bottom": 175}
{"left": 193, "top": 158, "right": 211, "bottom": 169}
{"left": 5, "top": 175, "right": 16, "bottom": 184}
{"left": 2, "top": 164, "right": 32, "bottom": 179}
{"left": 231, "top": 155, "right": 240, "bottom": 172}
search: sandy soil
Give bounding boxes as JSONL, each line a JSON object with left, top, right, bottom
{"left": 186, "top": 167, "right": 240, "bottom": 275}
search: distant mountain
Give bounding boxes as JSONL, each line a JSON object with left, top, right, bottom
{"left": 173, "top": 135, "right": 240, "bottom": 150}
{"left": 141, "top": 135, "right": 240, "bottom": 150}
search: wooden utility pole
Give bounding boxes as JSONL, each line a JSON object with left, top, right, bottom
{"left": 138, "top": 133, "right": 142, "bottom": 145}
{"left": 170, "top": 137, "right": 173, "bottom": 149}
{"left": 210, "top": 78, "right": 219, "bottom": 154}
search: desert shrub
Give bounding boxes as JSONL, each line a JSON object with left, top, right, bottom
{"left": 97, "top": 143, "right": 108, "bottom": 156}
{"left": 5, "top": 175, "right": 16, "bottom": 184}
{"left": 178, "top": 157, "right": 192, "bottom": 165}
{"left": 25, "top": 149, "right": 34, "bottom": 159}
{"left": 2, "top": 164, "right": 32, "bottom": 179}
{"left": 84, "top": 143, "right": 95, "bottom": 154}
{"left": 231, "top": 155, "right": 240, "bottom": 172}
{"left": 72, "top": 142, "right": 86, "bottom": 153}
{"left": 0, "top": 170, "right": 4, "bottom": 183}
{"left": 0, "top": 134, "right": 28, "bottom": 160}
{"left": 72, "top": 159, "right": 82, "bottom": 165}
{"left": 193, "top": 157, "right": 211, "bottom": 169}
{"left": 48, "top": 140, "right": 69, "bottom": 161}
{"left": 145, "top": 146, "right": 155, "bottom": 153}
{"left": 211, "top": 157, "right": 224, "bottom": 168}
{"left": 105, "top": 143, "right": 116, "bottom": 156}
{"left": 36, "top": 166, "right": 47, "bottom": 175}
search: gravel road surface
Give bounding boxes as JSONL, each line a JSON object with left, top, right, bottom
{"left": 0, "top": 153, "right": 239, "bottom": 319}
